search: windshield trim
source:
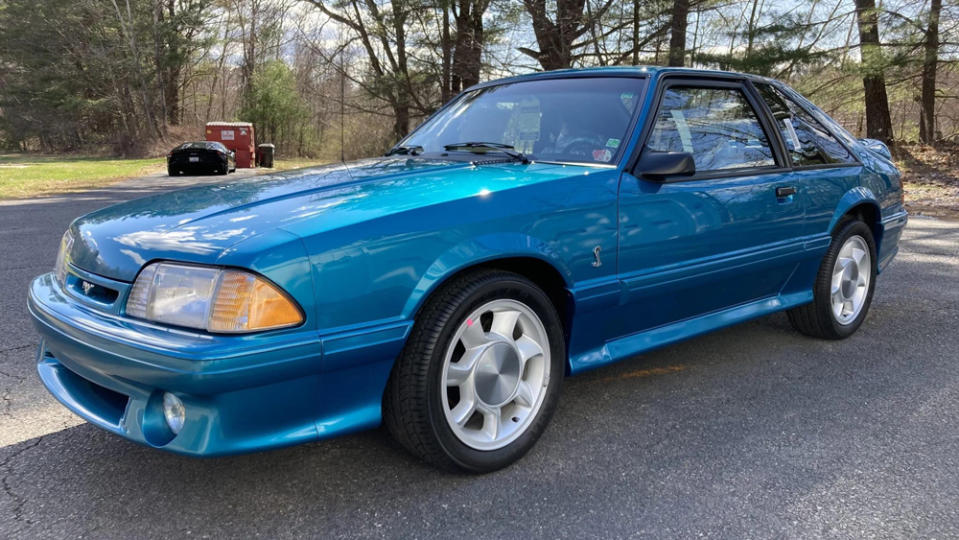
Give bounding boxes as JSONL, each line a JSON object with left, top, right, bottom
{"left": 408, "top": 150, "right": 620, "bottom": 169}
{"left": 396, "top": 74, "right": 649, "bottom": 169}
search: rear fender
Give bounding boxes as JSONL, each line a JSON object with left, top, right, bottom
{"left": 828, "top": 187, "right": 883, "bottom": 261}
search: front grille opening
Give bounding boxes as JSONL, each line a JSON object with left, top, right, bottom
{"left": 69, "top": 278, "right": 120, "bottom": 304}
{"left": 84, "top": 378, "right": 129, "bottom": 421}
{"left": 56, "top": 361, "right": 129, "bottom": 426}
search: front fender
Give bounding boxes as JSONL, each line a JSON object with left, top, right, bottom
{"left": 216, "top": 228, "right": 317, "bottom": 332}
{"left": 400, "top": 233, "right": 574, "bottom": 318}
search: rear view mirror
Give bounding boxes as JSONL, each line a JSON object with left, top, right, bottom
{"left": 635, "top": 150, "right": 696, "bottom": 181}
{"left": 858, "top": 138, "right": 892, "bottom": 160}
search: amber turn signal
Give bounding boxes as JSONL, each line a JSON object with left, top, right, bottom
{"left": 209, "top": 270, "right": 303, "bottom": 332}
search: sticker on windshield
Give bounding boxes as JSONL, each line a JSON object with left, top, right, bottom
{"left": 605, "top": 138, "right": 621, "bottom": 149}
{"left": 592, "top": 149, "right": 613, "bottom": 162}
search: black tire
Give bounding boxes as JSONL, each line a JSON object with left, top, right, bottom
{"left": 167, "top": 166, "right": 176, "bottom": 176}
{"left": 788, "top": 219, "right": 878, "bottom": 339}
{"left": 384, "top": 269, "right": 565, "bottom": 473}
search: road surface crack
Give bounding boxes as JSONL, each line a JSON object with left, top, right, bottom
{"left": 0, "top": 368, "right": 26, "bottom": 382}
{"left": 0, "top": 345, "right": 33, "bottom": 356}
{"left": 0, "top": 436, "right": 43, "bottom": 524}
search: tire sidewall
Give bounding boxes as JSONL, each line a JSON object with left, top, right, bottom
{"left": 423, "top": 275, "right": 565, "bottom": 472}
{"left": 816, "top": 220, "right": 878, "bottom": 338}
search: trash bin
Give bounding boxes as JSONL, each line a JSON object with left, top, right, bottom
{"left": 257, "top": 143, "right": 275, "bottom": 168}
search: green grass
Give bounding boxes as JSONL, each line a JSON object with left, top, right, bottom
{"left": 269, "top": 158, "right": 329, "bottom": 171}
{"left": 0, "top": 154, "right": 330, "bottom": 199}
{"left": 0, "top": 154, "right": 164, "bottom": 199}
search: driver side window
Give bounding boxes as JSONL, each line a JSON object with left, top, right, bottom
{"left": 648, "top": 86, "right": 776, "bottom": 172}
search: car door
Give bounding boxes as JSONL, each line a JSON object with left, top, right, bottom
{"left": 614, "top": 77, "right": 806, "bottom": 338}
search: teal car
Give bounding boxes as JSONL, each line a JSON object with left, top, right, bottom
{"left": 28, "top": 67, "right": 907, "bottom": 472}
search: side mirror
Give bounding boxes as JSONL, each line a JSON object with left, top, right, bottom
{"left": 858, "top": 138, "right": 892, "bottom": 160}
{"left": 635, "top": 150, "right": 696, "bottom": 181}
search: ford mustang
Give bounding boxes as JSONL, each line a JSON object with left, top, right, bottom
{"left": 28, "top": 67, "right": 907, "bottom": 472}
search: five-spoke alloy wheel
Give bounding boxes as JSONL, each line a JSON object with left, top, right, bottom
{"left": 441, "top": 299, "right": 551, "bottom": 451}
{"left": 830, "top": 235, "right": 871, "bottom": 325}
{"left": 385, "top": 269, "right": 565, "bottom": 473}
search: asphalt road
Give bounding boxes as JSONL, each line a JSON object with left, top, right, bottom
{"left": 1, "top": 170, "right": 958, "bottom": 538}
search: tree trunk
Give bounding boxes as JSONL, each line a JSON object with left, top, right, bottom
{"left": 522, "top": 0, "right": 577, "bottom": 70}
{"left": 854, "top": 0, "right": 893, "bottom": 141}
{"left": 393, "top": 100, "right": 410, "bottom": 140}
{"left": 919, "top": 0, "right": 941, "bottom": 144}
{"left": 441, "top": 2, "right": 452, "bottom": 102}
{"left": 667, "top": 0, "right": 689, "bottom": 67}
{"left": 452, "top": 1, "right": 488, "bottom": 92}
{"left": 165, "top": 66, "right": 181, "bottom": 125}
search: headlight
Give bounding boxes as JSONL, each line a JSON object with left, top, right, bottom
{"left": 125, "top": 262, "right": 303, "bottom": 333}
{"left": 54, "top": 230, "right": 74, "bottom": 284}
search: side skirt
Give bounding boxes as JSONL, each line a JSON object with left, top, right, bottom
{"left": 568, "top": 290, "right": 813, "bottom": 374}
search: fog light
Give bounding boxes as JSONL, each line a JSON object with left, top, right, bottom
{"left": 162, "top": 392, "right": 185, "bottom": 435}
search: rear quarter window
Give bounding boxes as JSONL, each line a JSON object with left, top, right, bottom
{"left": 755, "top": 83, "right": 855, "bottom": 167}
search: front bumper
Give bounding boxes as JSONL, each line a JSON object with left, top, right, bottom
{"left": 28, "top": 273, "right": 410, "bottom": 456}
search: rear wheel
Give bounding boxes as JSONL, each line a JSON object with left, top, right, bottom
{"left": 788, "top": 219, "right": 877, "bottom": 339}
{"left": 384, "top": 269, "right": 565, "bottom": 473}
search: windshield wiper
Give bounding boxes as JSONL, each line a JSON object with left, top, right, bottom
{"left": 443, "top": 142, "right": 529, "bottom": 164}
{"left": 385, "top": 144, "right": 423, "bottom": 156}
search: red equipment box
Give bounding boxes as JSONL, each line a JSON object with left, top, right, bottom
{"left": 205, "top": 122, "right": 255, "bottom": 168}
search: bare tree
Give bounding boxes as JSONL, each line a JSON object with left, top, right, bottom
{"left": 451, "top": 0, "right": 492, "bottom": 92}
{"left": 920, "top": 0, "right": 943, "bottom": 143}
{"left": 667, "top": 0, "right": 690, "bottom": 66}
{"left": 305, "top": 0, "right": 432, "bottom": 138}
{"left": 854, "top": 0, "right": 893, "bottom": 141}
{"left": 518, "top": 0, "right": 616, "bottom": 70}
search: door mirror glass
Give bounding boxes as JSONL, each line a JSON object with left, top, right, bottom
{"left": 635, "top": 150, "right": 696, "bottom": 181}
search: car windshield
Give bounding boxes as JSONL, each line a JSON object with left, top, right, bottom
{"left": 400, "top": 77, "right": 646, "bottom": 165}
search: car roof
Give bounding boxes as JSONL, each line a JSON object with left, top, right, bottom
{"left": 467, "top": 66, "right": 775, "bottom": 91}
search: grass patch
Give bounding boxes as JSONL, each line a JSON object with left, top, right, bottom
{"left": 269, "top": 158, "right": 330, "bottom": 171}
{"left": 0, "top": 154, "right": 330, "bottom": 199}
{"left": 0, "top": 154, "right": 164, "bottom": 199}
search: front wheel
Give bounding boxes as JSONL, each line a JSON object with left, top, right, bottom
{"left": 788, "top": 219, "right": 877, "bottom": 339}
{"left": 384, "top": 269, "right": 565, "bottom": 473}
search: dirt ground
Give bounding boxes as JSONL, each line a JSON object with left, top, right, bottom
{"left": 894, "top": 143, "right": 959, "bottom": 220}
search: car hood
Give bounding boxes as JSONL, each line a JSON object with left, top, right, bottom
{"left": 67, "top": 157, "right": 601, "bottom": 281}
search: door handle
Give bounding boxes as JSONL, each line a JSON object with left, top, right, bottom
{"left": 775, "top": 186, "right": 797, "bottom": 198}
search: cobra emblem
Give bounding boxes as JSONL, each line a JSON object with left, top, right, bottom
{"left": 592, "top": 245, "right": 602, "bottom": 268}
